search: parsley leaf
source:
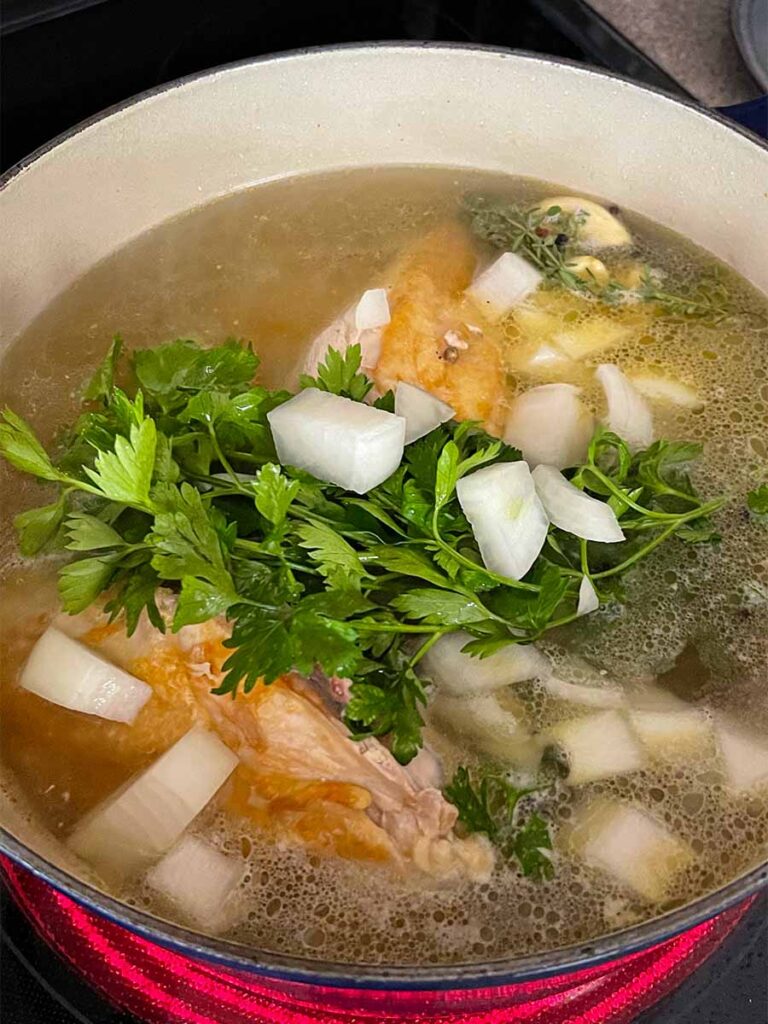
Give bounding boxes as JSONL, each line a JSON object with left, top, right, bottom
{"left": 134, "top": 338, "right": 259, "bottom": 414}
{"left": 84, "top": 408, "right": 157, "bottom": 509}
{"left": 299, "top": 344, "right": 373, "bottom": 402}
{"left": 65, "top": 513, "right": 126, "bottom": 551}
{"left": 296, "top": 521, "right": 370, "bottom": 590}
{"left": 251, "top": 463, "right": 300, "bottom": 527}
{"left": 445, "top": 765, "right": 554, "bottom": 879}
{"left": 83, "top": 335, "right": 123, "bottom": 403}
{"left": 390, "top": 588, "right": 487, "bottom": 626}
{"left": 345, "top": 653, "right": 427, "bottom": 764}
{"left": 747, "top": 483, "right": 768, "bottom": 523}
{"left": 0, "top": 408, "right": 62, "bottom": 481}
{"left": 14, "top": 496, "right": 67, "bottom": 556}
{"left": 58, "top": 554, "right": 120, "bottom": 614}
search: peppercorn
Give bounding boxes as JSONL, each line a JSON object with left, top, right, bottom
{"left": 535, "top": 227, "right": 549, "bottom": 238}
{"left": 554, "top": 233, "right": 568, "bottom": 248}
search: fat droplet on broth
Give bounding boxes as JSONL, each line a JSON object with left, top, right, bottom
{"left": 0, "top": 167, "right": 767, "bottom": 964}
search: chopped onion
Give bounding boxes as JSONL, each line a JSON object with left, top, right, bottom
{"left": 354, "top": 288, "right": 390, "bottom": 331}
{"left": 553, "top": 319, "right": 633, "bottom": 361}
{"left": 20, "top": 626, "right": 151, "bottom": 724}
{"left": 532, "top": 464, "right": 624, "bottom": 543}
{"left": 420, "top": 631, "right": 550, "bottom": 696}
{"left": 466, "top": 253, "right": 542, "bottom": 318}
{"left": 267, "top": 389, "right": 406, "bottom": 494}
{"left": 630, "top": 708, "right": 712, "bottom": 762}
{"left": 539, "top": 675, "right": 625, "bottom": 709}
{"left": 629, "top": 373, "right": 704, "bottom": 410}
{"left": 596, "top": 364, "right": 653, "bottom": 450}
{"left": 534, "top": 197, "right": 631, "bottom": 248}
{"left": 456, "top": 462, "right": 549, "bottom": 580}
{"left": 548, "top": 710, "right": 645, "bottom": 784}
{"left": 394, "top": 381, "right": 455, "bottom": 444}
{"left": 714, "top": 717, "right": 768, "bottom": 792}
{"left": 67, "top": 727, "right": 239, "bottom": 880}
{"left": 145, "top": 835, "right": 243, "bottom": 934}
{"left": 430, "top": 691, "right": 543, "bottom": 770}
{"left": 504, "top": 384, "right": 594, "bottom": 469}
{"left": 577, "top": 575, "right": 600, "bottom": 616}
{"left": 568, "top": 799, "right": 693, "bottom": 901}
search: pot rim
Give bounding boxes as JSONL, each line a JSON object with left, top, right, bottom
{"left": 1, "top": 41, "right": 767, "bottom": 989}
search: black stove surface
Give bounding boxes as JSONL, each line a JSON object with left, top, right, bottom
{"left": 1, "top": 3, "right": 766, "bottom": 1021}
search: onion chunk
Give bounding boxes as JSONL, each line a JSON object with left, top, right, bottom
{"left": 20, "top": 626, "right": 151, "bottom": 724}
{"left": 268, "top": 388, "right": 406, "bottom": 494}
{"left": 146, "top": 835, "right": 243, "bottom": 934}
{"left": 420, "top": 631, "right": 550, "bottom": 696}
{"left": 354, "top": 288, "right": 390, "bottom": 331}
{"left": 456, "top": 462, "right": 549, "bottom": 580}
{"left": 568, "top": 799, "right": 693, "bottom": 902}
{"left": 467, "top": 253, "right": 542, "bottom": 317}
{"left": 504, "top": 384, "right": 594, "bottom": 469}
{"left": 596, "top": 364, "right": 653, "bottom": 451}
{"left": 67, "top": 727, "right": 239, "bottom": 880}
{"left": 532, "top": 464, "right": 624, "bottom": 543}
{"left": 395, "top": 382, "right": 455, "bottom": 444}
{"left": 549, "top": 710, "right": 645, "bottom": 784}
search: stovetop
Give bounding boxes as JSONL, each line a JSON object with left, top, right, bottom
{"left": 1, "top": 2, "right": 766, "bottom": 1021}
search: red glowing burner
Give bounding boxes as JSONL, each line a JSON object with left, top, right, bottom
{"left": 1, "top": 857, "right": 751, "bottom": 1024}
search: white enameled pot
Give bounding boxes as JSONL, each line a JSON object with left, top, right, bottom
{"left": 0, "top": 44, "right": 766, "bottom": 991}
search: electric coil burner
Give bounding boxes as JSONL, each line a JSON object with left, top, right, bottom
{"left": 2, "top": 858, "right": 764, "bottom": 1023}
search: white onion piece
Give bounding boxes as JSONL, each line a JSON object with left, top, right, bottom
{"left": 20, "top": 626, "right": 151, "bottom": 724}
{"left": 394, "top": 381, "right": 455, "bottom": 444}
{"left": 267, "top": 389, "right": 406, "bottom": 494}
{"left": 577, "top": 575, "right": 600, "bottom": 616}
{"left": 532, "top": 464, "right": 624, "bottom": 543}
{"left": 145, "top": 835, "right": 243, "bottom": 934}
{"left": 430, "top": 691, "right": 543, "bottom": 770}
{"left": 549, "top": 710, "right": 645, "bottom": 784}
{"left": 67, "top": 727, "right": 239, "bottom": 880}
{"left": 420, "top": 630, "right": 550, "bottom": 696}
{"left": 630, "top": 708, "right": 713, "bottom": 762}
{"left": 467, "top": 252, "right": 542, "bottom": 317}
{"left": 354, "top": 288, "right": 390, "bottom": 331}
{"left": 596, "top": 364, "right": 653, "bottom": 450}
{"left": 504, "top": 384, "right": 594, "bottom": 469}
{"left": 539, "top": 675, "right": 625, "bottom": 709}
{"left": 629, "top": 373, "right": 704, "bottom": 410}
{"left": 714, "top": 718, "right": 768, "bottom": 792}
{"left": 456, "top": 462, "right": 549, "bottom": 580}
{"left": 569, "top": 800, "right": 693, "bottom": 902}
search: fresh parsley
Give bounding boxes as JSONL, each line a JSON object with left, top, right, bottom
{"left": 0, "top": 339, "right": 724, "bottom": 776}
{"left": 444, "top": 765, "right": 554, "bottom": 880}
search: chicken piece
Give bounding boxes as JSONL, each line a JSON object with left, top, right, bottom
{"left": 303, "top": 224, "right": 508, "bottom": 435}
{"left": 19, "top": 597, "right": 493, "bottom": 881}
{"left": 374, "top": 223, "right": 507, "bottom": 434}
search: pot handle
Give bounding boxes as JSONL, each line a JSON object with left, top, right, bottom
{"left": 715, "top": 95, "right": 768, "bottom": 139}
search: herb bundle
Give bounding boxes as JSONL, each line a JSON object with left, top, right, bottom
{"left": 0, "top": 338, "right": 722, "bottom": 773}
{"left": 464, "top": 195, "right": 732, "bottom": 323}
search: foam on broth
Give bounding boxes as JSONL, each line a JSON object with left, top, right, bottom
{"left": 1, "top": 167, "right": 767, "bottom": 965}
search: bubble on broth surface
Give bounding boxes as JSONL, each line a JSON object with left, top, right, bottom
{"left": 0, "top": 167, "right": 766, "bottom": 965}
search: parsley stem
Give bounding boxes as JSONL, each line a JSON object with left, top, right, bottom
{"left": 592, "top": 521, "right": 681, "bottom": 579}
{"left": 408, "top": 630, "right": 445, "bottom": 667}
{"left": 579, "top": 539, "right": 590, "bottom": 579}
{"left": 355, "top": 622, "right": 443, "bottom": 635}
{"left": 208, "top": 427, "right": 249, "bottom": 494}
{"left": 420, "top": 523, "right": 541, "bottom": 593}
{"left": 585, "top": 466, "right": 708, "bottom": 521}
